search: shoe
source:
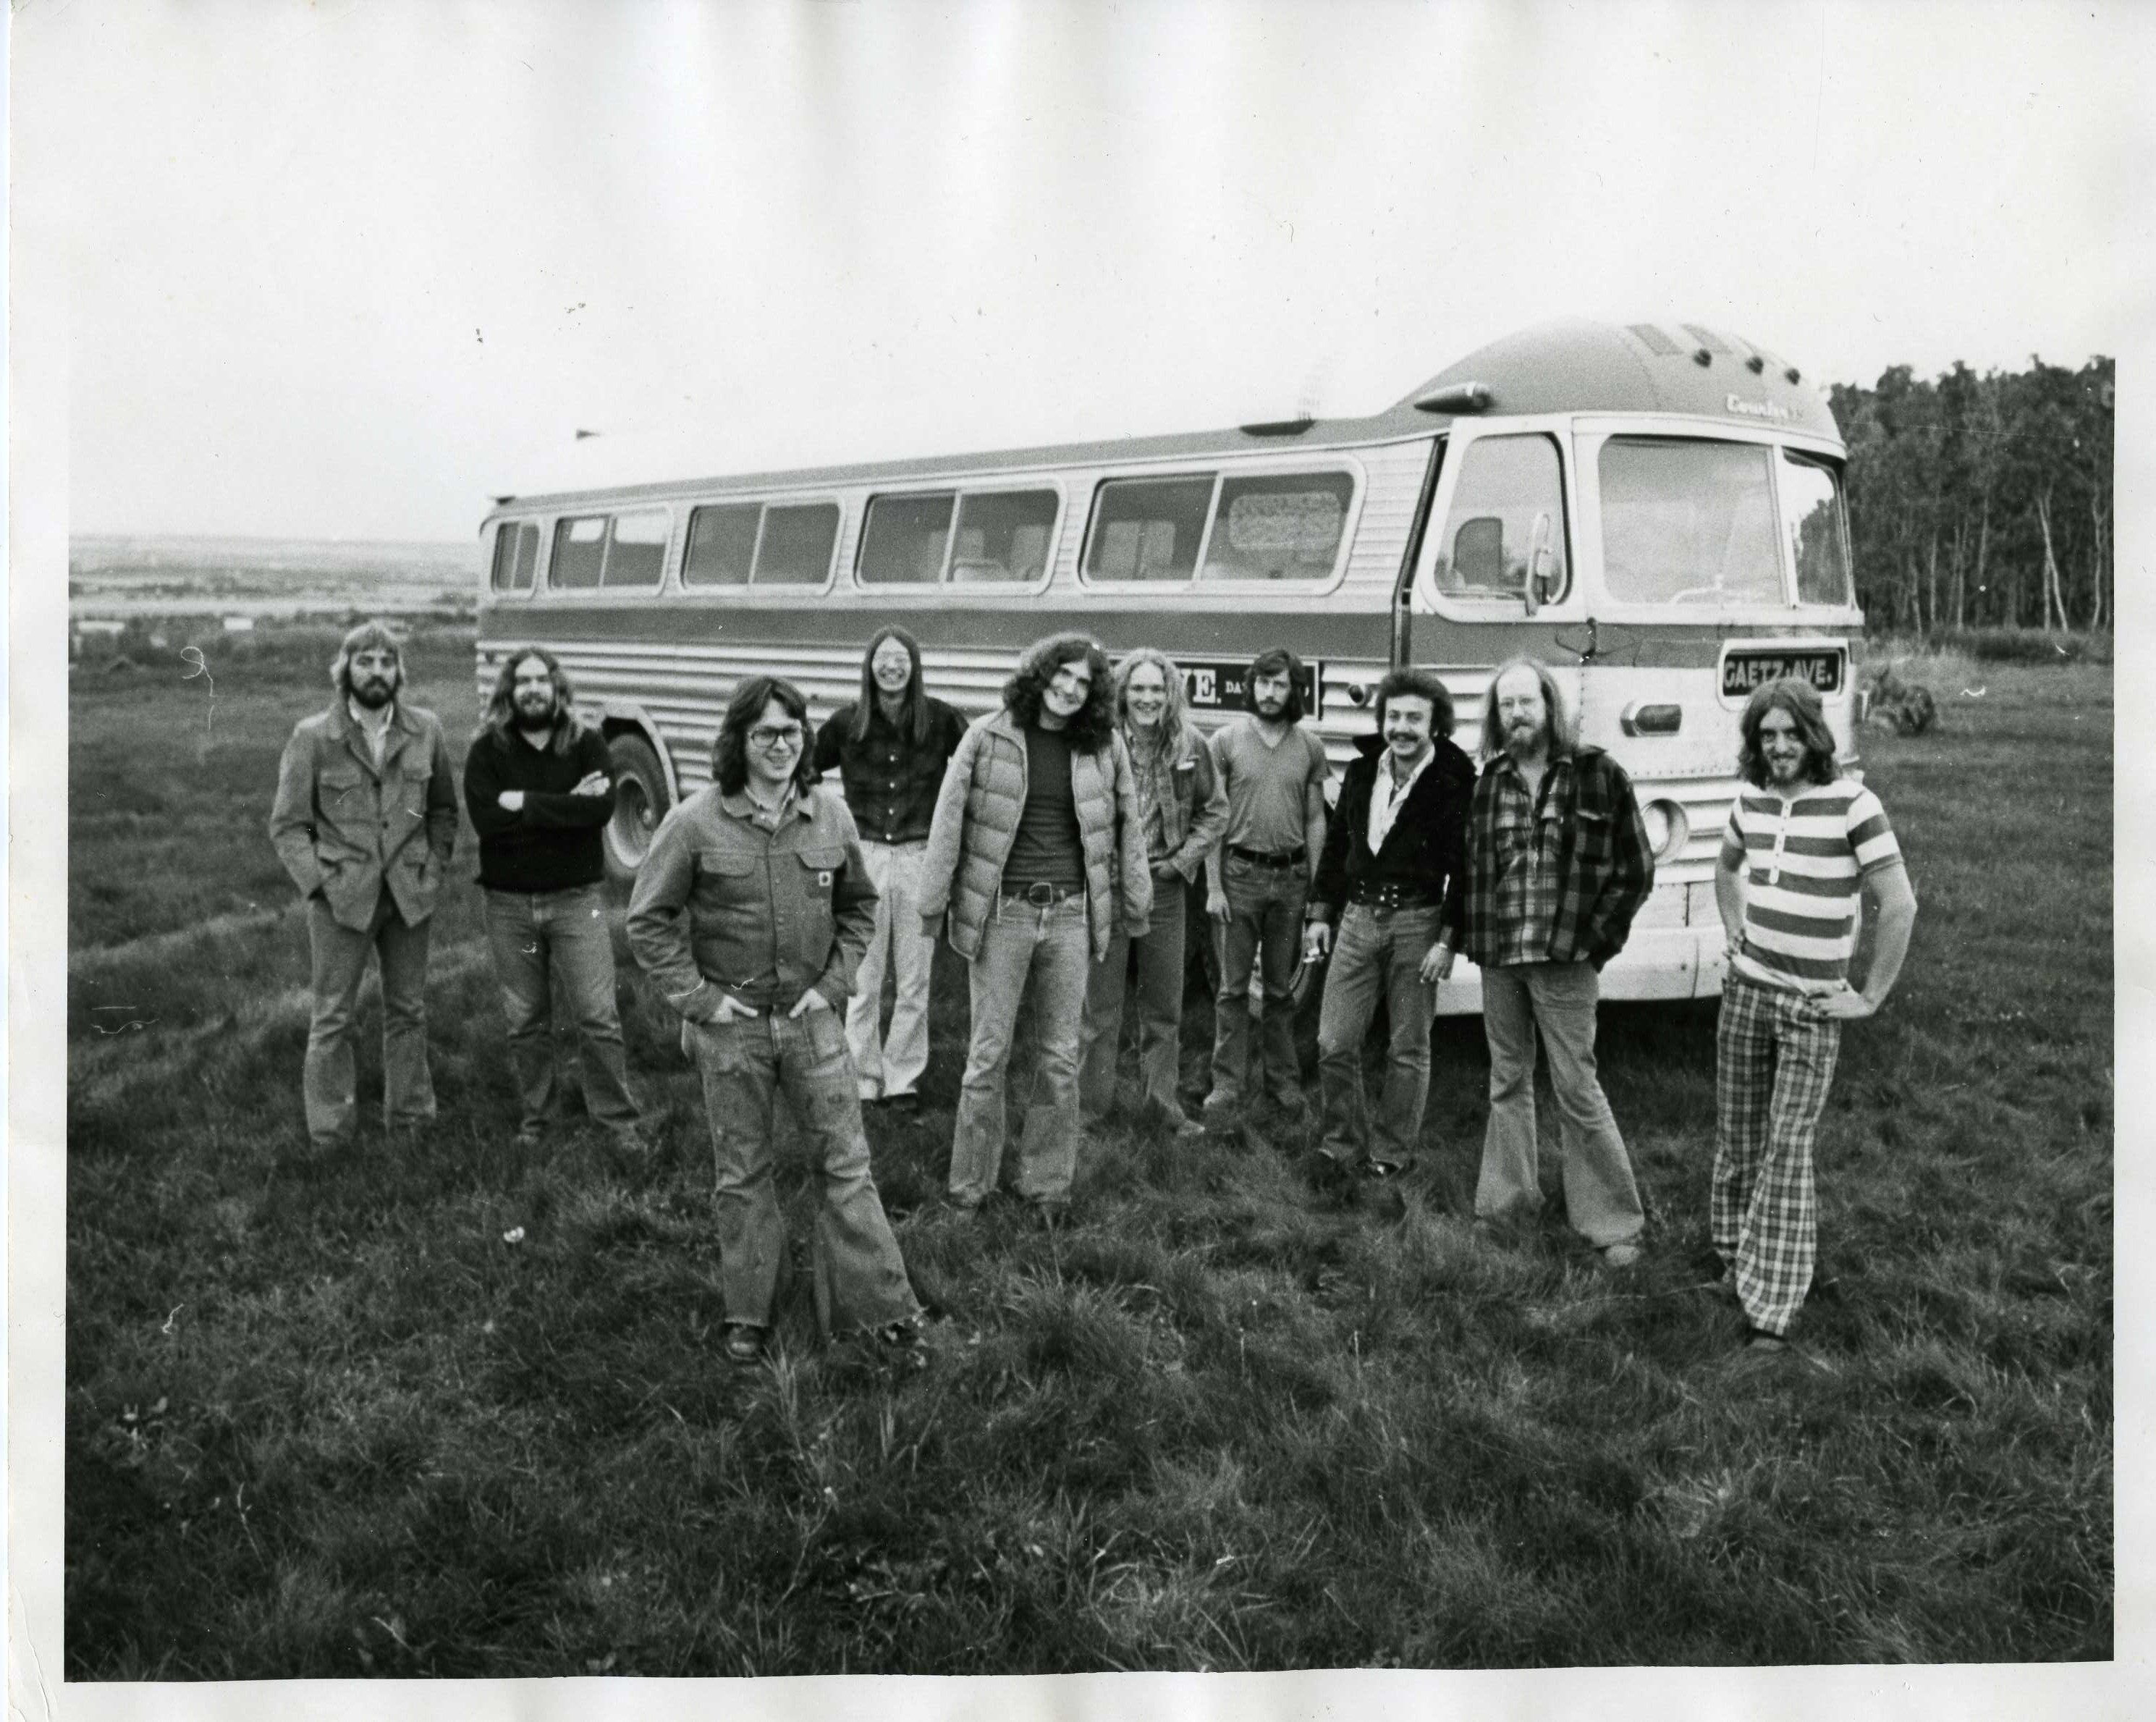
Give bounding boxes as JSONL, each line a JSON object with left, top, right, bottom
{"left": 1030, "top": 1199, "right": 1070, "bottom": 1229}
{"left": 1599, "top": 1242, "right": 1643, "bottom": 1270}
{"left": 884, "top": 1092, "right": 921, "bottom": 1118}
{"left": 722, "top": 1323, "right": 766, "bottom": 1367}
{"left": 512, "top": 1126, "right": 545, "bottom": 1152}
{"left": 1169, "top": 1113, "right": 1206, "bottom": 1140}
{"left": 1361, "top": 1157, "right": 1407, "bottom": 1180}
{"left": 607, "top": 1126, "right": 651, "bottom": 1156}
{"left": 943, "top": 1195, "right": 984, "bottom": 1220}
{"left": 1743, "top": 1328, "right": 1788, "bottom": 1353}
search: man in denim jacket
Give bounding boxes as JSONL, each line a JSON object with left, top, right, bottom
{"left": 268, "top": 620, "right": 459, "bottom": 1150}
{"left": 627, "top": 675, "right": 921, "bottom": 1365}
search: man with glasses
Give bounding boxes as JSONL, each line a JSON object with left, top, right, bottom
{"left": 627, "top": 675, "right": 921, "bottom": 1366}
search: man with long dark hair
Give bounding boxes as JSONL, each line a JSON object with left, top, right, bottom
{"left": 463, "top": 646, "right": 642, "bottom": 1151}
{"left": 1201, "top": 646, "right": 1330, "bottom": 1129}
{"left": 269, "top": 620, "right": 459, "bottom": 1150}
{"left": 1463, "top": 657, "right": 1653, "bottom": 1266}
{"left": 1712, "top": 677, "right": 1916, "bottom": 1356}
{"left": 1303, "top": 666, "right": 1474, "bottom": 1183}
{"left": 627, "top": 675, "right": 920, "bottom": 1365}
{"left": 919, "top": 633, "right": 1150, "bottom": 1218}
{"left": 811, "top": 626, "right": 966, "bottom": 1114}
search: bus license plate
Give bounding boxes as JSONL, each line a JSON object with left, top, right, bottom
{"left": 1721, "top": 648, "right": 1844, "bottom": 697}
{"left": 1179, "top": 658, "right": 1322, "bottom": 714}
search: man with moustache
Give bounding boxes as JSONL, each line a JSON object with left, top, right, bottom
{"left": 918, "top": 633, "right": 1151, "bottom": 1219}
{"left": 1303, "top": 667, "right": 1475, "bottom": 1183}
{"left": 1201, "top": 648, "right": 1331, "bottom": 1129}
{"left": 1462, "top": 657, "right": 1654, "bottom": 1266}
{"left": 1712, "top": 678, "right": 1916, "bottom": 1355}
{"left": 463, "top": 646, "right": 643, "bottom": 1152}
{"left": 812, "top": 627, "right": 967, "bottom": 1115}
{"left": 269, "top": 620, "right": 459, "bottom": 1151}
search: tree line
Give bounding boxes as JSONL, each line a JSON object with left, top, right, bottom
{"left": 1830, "top": 355, "right": 2113, "bottom": 636}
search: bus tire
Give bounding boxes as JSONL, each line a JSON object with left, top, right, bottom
{"left": 604, "top": 733, "right": 672, "bottom": 879}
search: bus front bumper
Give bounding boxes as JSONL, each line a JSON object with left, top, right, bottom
{"left": 1432, "top": 927, "right": 1725, "bottom": 1017}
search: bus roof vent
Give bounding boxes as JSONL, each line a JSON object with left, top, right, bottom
{"left": 1240, "top": 416, "right": 1315, "bottom": 437}
{"left": 1627, "top": 322, "right": 1683, "bottom": 357}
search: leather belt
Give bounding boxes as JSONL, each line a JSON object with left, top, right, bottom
{"left": 1350, "top": 879, "right": 1442, "bottom": 916}
{"left": 1002, "top": 880, "right": 1082, "bottom": 905}
{"left": 1227, "top": 844, "right": 1306, "bottom": 869}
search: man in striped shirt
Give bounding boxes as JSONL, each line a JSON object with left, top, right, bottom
{"left": 1713, "top": 677, "right": 1918, "bottom": 1356}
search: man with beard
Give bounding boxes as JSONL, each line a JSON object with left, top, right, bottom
{"left": 463, "top": 646, "right": 644, "bottom": 1152}
{"left": 269, "top": 620, "right": 460, "bottom": 1151}
{"left": 1712, "top": 678, "right": 1916, "bottom": 1355}
{"left": 1201, "top": 647, "right": 1331, "bottom": 1130}
{"left": 1462, "top": 657, "right": 1653, "bottom": 1266}
{"left": 1303, "top": 667, "right": 1474, "bottom": 1183}
{"left": 918, "top": 633, "right": 1151, "bottom": 1220}
{"left": 812, "top": 627, "right": 967, "bottom": 1115}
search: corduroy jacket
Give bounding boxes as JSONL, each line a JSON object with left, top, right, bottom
{"left": 269, "top": 699, "right": 460, "bottom": 931}
{"left": 1461, "top": 746, "right": 1654, "bottom": 971}
{"left": 916, "top": 707, "right": 1151, "bottom": 962}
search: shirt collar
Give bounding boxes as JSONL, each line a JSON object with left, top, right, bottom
{"left": 721, "top": 782, "right": 808, "bottom": 831}
{"left": 346, "top": 695, "right": 396, "bottom": 735}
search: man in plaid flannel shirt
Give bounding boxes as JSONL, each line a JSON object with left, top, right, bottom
{"left": 1462, "top": 658, "right": 1654, "bottom": 1267}
{"left": 1712, "top": 678, "right": 1916, "bottom": 1356}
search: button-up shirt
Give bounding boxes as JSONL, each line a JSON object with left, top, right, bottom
{"left": 812, "top": 697, "right": 967, "bottom": 847}
{"left": 1482, "top": 753, "right": 1568, "bottom": 968}
{"left": 1366, "top": 746, "right": 1434, "bottom": 856}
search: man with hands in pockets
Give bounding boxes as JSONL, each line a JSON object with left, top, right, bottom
{"left": 627, "top": 675, "right": 921, "bottom": 1368}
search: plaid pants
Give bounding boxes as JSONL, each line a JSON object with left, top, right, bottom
{"left": 1712, "top": 974, "right": 1843, "bottom": 1337}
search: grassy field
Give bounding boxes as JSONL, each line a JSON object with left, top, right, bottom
{"left": 65, "top": 625, "right": 2111, "bottom": 1675}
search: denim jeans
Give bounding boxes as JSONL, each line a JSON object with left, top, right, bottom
{"left": 950, "top": 892, "right": 1091, "bottom": 1207}
{"left": 1474, "top": 960, "right": 1644, "bottom": 1246}
{"left": 302, "top": 891, "right": 434, "bottom": 1149}
{"left": 1206, "top": 854, "right": 1307, "bottom": 1112}
{"left": 1315, "top": 904, "right": 1440, "bottom": 1168}
{"left": 1077, "top": 866, "right": 1191, "bottom": 1126}
{"left": 482, "top": 885, "right": 641, "bottom": 1138}
{"left": 683, "top": 1006, "right": 920, "bottom": 1335}
{"left": 847, "top": 839, "right": 934, "bottom": 1101}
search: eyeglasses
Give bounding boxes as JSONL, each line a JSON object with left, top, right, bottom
{"left": 747, "top": 725, "right": 804, "bottom": 750}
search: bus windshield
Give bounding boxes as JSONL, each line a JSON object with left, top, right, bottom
{"left": 1599, "top": 437, "right": 1783, "bottom": 606}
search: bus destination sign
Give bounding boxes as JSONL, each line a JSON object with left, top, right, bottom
{"left": 1720, "top": 647, "right": 1845, "bottom": 698}
{"left": 1178, "top": 658, "right": 1322, "bottom": 714}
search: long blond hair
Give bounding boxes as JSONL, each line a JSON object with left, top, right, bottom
{"left": 1114, "top": 648, "right": 1190, "bottom": 756}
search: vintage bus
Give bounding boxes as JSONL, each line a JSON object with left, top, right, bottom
{"left": 475, "top": 316, "right": 1864, "bottom": 1013}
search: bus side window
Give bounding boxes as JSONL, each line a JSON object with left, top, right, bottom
{"left": 1199, "top": 471, "right": 1353, "bottom": 582}
{"left": 1085, "top": 476, "right": 1212, "bottom": 583}
{"left": 491, "top": 522, "right": 538, "bottom": 592}
{"left": 756, "top": 502, "right": 841, "bottom": 585}
{"left": 684, "top": 504, "right": 759, "bottom": 586}
{"left": 951, "top": 489, "right": 1058, "bottom": 583}
{"left": 552, "top": 516, "right": 607, "bottom": 589}
{"left": 604, "top": 509, "right": 669, "bottom": 588}
{"left": 1432, "top": 436, "right": 1569, "bottom": 602}
{"left": 859, "top": 493, "right": 956, "bottom": 584}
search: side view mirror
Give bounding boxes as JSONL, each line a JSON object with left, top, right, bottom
{"left": 1524, "top": 510, "right": 1556, "bottom": 615}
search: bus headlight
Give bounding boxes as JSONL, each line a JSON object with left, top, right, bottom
{"left": 1640, "top": 799, "right": 1690, "bottom": 862}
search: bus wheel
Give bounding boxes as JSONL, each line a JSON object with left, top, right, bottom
{"left": 604, "top": 733, "right": 671, "bottom": 879}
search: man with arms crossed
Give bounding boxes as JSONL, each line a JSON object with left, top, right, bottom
{"left": 1714, "top": 677, "right": 1916, "bottom": 1354}
{"left": 1202, "top": 648, "right": 1330, "bottom": 1129}
{"left": 1303, "top": 667, "right": 1475, "bottom": 1183}
{"left": 812, "top": 626, "right": 967, "bottom": 1115}
{"left": 1463, "top": 657, "right": 1653, "bottom": 1266}
{"left": 269, "top": 620, "right": 458, "bottom": 1151}
{"left": 463, "top": 646, "right": 643, "bottom": 1152}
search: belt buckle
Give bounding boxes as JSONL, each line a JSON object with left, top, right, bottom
{"left": 1026, "top": 881, "right": 1057, "bottom": 906}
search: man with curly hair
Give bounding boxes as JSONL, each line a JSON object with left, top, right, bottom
{"left": 463, "top": 645, "right": 643, "bottom": 1152}
{"left": 1713, "top": 677, "right": 1916, "bottom": 1355}
{"left": 918, "top": 633, "right": 1151, "bottom": 1219}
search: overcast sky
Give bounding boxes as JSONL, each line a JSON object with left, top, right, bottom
{"left": 22, "top": 0, "right": 2150, "bottom": 543}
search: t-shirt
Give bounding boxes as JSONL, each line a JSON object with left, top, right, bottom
{"left": 1721, "top": 777, "right": 1903, "bottom": 993}
{"left": 1004, "top": 725, "right": 1084, "bottom": 891}
{"left": 1209, "top": 717, "right": 1329, "bottom": 856}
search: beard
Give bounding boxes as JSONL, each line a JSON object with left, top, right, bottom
{"left": 515, "top": 691, "right": 559, "bottom": 727}
{"left": 349, "top": 675, "right": 397, "bottom": 711}
{"left": 1502, "top": 716, "right": 1547, "bottom": 755}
